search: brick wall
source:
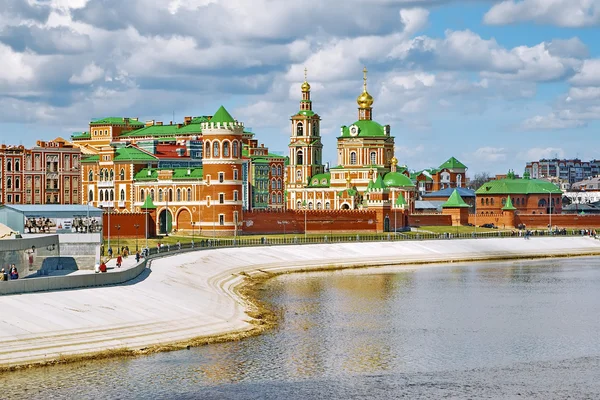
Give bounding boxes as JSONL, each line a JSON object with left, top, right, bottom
{"left": 408, "top": 214, "right": 452, "bottom": 226}
{"left": 102, "top": 212, "right": 156, "bottom": 238}
{"left": 515, "top": 214, "right": 600, "bottom": 229}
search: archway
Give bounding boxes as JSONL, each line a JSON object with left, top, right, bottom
{"left": 341, "top": 203, "right": 350, "bottom": 210}
{"left": 159, "top": 209, "right": 173, "bottom": 234}
{"left": 384, "top": 216, "right": 390, "bottom": 232}
{"left": 176, "top": 208, "right": 192, "bottom": 230}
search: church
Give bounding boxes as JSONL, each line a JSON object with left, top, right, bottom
{"left": 285, "top": 68, "right": 417, "bottom": 213}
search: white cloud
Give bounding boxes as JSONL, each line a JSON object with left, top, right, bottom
{"left": 570, "top": 59, "right": 600, "bottom": 86}
{"left": 566, "top": 87, "right": 600, "bottom": 102}
{"left": 0, "top": 43, "right": 35, "bottom": 83}
{"left": 473, "top": 147, "right": 507, "bottom": 162}
{"left": 521, "top": 113, "right": 586, "bottom": 130}
{"left": 484, "top": 0, "right": 600, "bottom": 27}
{"left": 518, "top": 147, "right": 565, "bottom": 161}
{"left": 69, "top": 62, "right": 104, "bottom": 84}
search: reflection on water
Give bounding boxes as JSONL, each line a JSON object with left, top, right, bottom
{"left": 3, "top": 257, "right": 600, "bottom": 399}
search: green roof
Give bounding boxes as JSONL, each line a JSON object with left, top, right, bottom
{"left": 366, "top": 174, "right": 386, "bottom": 191}
{"left": 211, "top": 106, "right": 236, "bottom": 124}
{"left": 114, "top": 147, "right": 157, "bottom": 162}
{"left": 502, "top": 195, "right": 516, "bottom": 211}
{"left": 383, "top": 171, "right": 415, "bottom": 188}
{"left": 442, "top": 189, "right": 470, "bottom": 208}
{"left": 134, "top": 168, "right": 203, "bottom": 181}
{"left": 308, "top": 172, "right": 331, "bottom": 188}
{"left": 295, "top": 110, "right": 316, "bottom": 117}
{"left": 439, "top": 157, "right": 467, "bottom": 170}
{"left": 71, "top": 132, "right": 90, "bottom": 140}
{"left": 90, "top": 117, "right": 144, "bottom": 127}
{"left": 395, "top": 192, "right": 407, "bottom": 206}
{"left": 141, "top": 195, "right": 156, "bottom": 209}
{"left": 81, "top": 155, "right": 99, "bottom": 163}
{"left": 340, "top": 120, "right": 389, "bottom": 138}
{"left": 337, "top": 188, "right": 358, "bottom": 197}
{"left": 475, "top": 176, "right": 562, "bottom": 195}
{"left": 121, "top": 124, "right": 179, "bottom": 137}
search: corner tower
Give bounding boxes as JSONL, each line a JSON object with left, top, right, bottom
{"left": 200, "top": 106, "right": 244, "bottom": 236}
{"left": 287, "top": 68, "right": 325, "bottom": 195}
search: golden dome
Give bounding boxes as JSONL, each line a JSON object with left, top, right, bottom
{"left": 301, "top": 80, "right": 311, "bottom": 92}
{"left": 346, "top": 174, "right": 352, "bottom": 183}
{"left": 357, "top": 66, "right": 374, "bottom": 108}
{"left": 391, "top": 157, "right": 398, "bottom": 165}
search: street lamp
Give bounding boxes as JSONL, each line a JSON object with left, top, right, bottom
{"left": 302, "top": 200, "right": 307, "bottom": 240}
{"left": 134, "top": 224, "right": 140, "bottom": 251}
{"left": 115, "top": 224, "right": 121, "bottom": 253}
{"left": 144, "top": 211, "right": 149, "bottom": 250}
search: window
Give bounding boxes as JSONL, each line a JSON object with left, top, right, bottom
{"left": 233, "top": 169, "right": 238, "bottom": 180}
{"left": 485, "top": 198, "right": 489, "bottom": 205}
{"left": 223, "top": 141, "right": 230, "bottom": 157}
{"left": 89, "top": 190, "right": 94, "bottom": 201}
{"left": 308, "top": 202, "right": 313, "bottom": 210}
{"left": 6, "top": 178, "right": 11, "bottom": 189}
{"left": 110, "top": 169, "right": 114, "bottom": 181}
{"left": 297, "top": 122, "right": 303, "bottom": 136}
{"left": 100, "top": 190, "right": 104, "bottom": 201}
{"left": 297, "top": 170, "right": 302, "bottom": 181}
{"left": 205, "top": 141, "right": 211, "bottom": 159}
{"left": 502, "top": 198, "right": 506, "bottom": 206}
{"left": 7, "top": 195, "right": 11, "bottom": 202}
{"left": 109, "top": 190, "right": 114, "bottom": 201}
{"left": 491, "top": 198, "right": 494, "bottom": 205}
{"left": 159, "top": 189, "right": 163, "bottom": 202}
{"left": 481, "top": 198, "right": 484, "bottom": 205}
{"left": 325, "top": 202, "right": 330, "bottom": 210}
{"left": 7, "top": 160, "right": 11, "bottom": 172}
{"left": 219, "top": 214, "right": 224, "bottom": 226}
{"left": 457, "top": 174, "right": 462, "bottom": 187}
{"left": 277, "top": 166, "right": 282, "bottom": 176}
{"left": 313, "top": 123, "right": 318, "bottom": 136}
{"left": 272, "top": 193, "right": 276, "bottom": 203}
{"left": 233, "top": 141, "right": 238, "bottom": 157}
{"left": 15, "top": 160, "right": 20, "bottom": 171}
{"left": 168, "top": 189, "right": 173, "bottom": 202}
{"left": 15, "top": 178, "right": 20, "bottom": 189}
{"left": 350, "top": 152, "right": 357, "bottom": 165}
{"left": 120, "top": 169, "right": 125, "bottom": 180}
{"left": 271, "top": 178, "right": 276, "bottom": 189}
{"left": 177, "top": 189, "right": 181, "bottom": 201}
{"left": 317, "top": 202, "right": 322, "bottom": 210}
{"left": 219, "top": 193, "right": 224, "bottom": 204}
{"left": 187, "top": 188, "right": 192, "bottom": 201}
{"left": 213, "top": 141, "right": 220, "bottom": 157}
{"left": 140, "top": 189, "right": 145, "bottom": 201}
{"left": 296, "top": 150, "right": 303, "bottom": 165}
{"left": 150, "top": 189, "right": 155, "bottom": 201}
{"left": 120, "top": 189, "right": 125, "bottom": 201}
{"left": 538, "top": 199, "right": 547, "bottom": 207}
{"left": 234, "top": 191, "right": 239, "bottom": 201}
{"left": 370, "top": 152, "right": 376, "bottom": 165}
{"left": 219, "top": 172, "right": 224, "bottom": 183}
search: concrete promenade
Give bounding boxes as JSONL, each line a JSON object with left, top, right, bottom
{"left": 1, "top": 236, "right": 600, "bottom": 370}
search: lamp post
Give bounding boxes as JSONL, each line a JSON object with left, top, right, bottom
{"left": 115, "top": 224, "right": 121, "bottom": 253}
{"left": 144, "top": 211, "right": 148, "bottom": 250}
{"left": 134, "top": 224, "right": 140, "bottom": 252}
{"left": 302, "top": 200, "right": 307, "bottom": 240}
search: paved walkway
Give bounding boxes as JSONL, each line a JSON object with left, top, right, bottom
{"left": 1, "top": 237, "right": 599, "bottom": 369}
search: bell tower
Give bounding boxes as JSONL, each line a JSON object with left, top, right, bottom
{"left": 287, "top": 68, "right": 325, "bottom": 208}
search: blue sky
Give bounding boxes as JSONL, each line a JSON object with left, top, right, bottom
{"left": 1, "top": 0, "right": 600, "bottom": 176}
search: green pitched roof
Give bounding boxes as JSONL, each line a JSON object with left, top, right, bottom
{"left": 395, "top": 192, "right": 407, "bottom": 206}
{"left": 81, "top": 155, "right": 100, "bottom": 163}
{"left": 439, "top": 157, "right": 467, "bottom": 170}
{"left": 502, "top": 195, "right": 516, "bottom": 211}
{"left": 114, "top": 147, "right": 157, "bottom": 162}
{"left": 71, "top": 132, "right": 90, "bottom": 140}
{"left": 134, "top": 168, "right": 203, "bottom": 181}
{"left": 141, "top": 195, "right": 156, "bottom": 209}
{"left": 308, "top": 172, "right": 331, "bottom": 188}
{"left": 295, "top": 110, "right": 316, "bottom": 117}
{"left": 340, "top": 120, "right": 389, "bottom": 138}
{"left": 475, "top": 177, "right": 562, "bottom": 195}
{"left": 90, "top": 117, "right": 145, "bottom": 127}
{"left": 383, "top": 171, "right": 415, "bottom": 188}
{"left": 211, "top": 106, "right": 235, "bottom": 124}
{"left": 442, "top": 189, "right": 470, "bottom": 208}
{"left": 337, "top": 188, "right": 358, "bottom": 197}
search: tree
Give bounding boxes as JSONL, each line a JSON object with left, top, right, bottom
{"left": 469, "top": 172, "right": 491, "bottom": 190}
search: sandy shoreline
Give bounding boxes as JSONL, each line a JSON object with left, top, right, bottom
{"left": 1, "top": 236, "right": 599, "bottom": 371}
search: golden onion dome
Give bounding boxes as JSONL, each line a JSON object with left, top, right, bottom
{"left": 357, "top": 66, "right": 374, "bottom": 108}
{"left": 391, "top": 157, "right": 398, "bottom": 165}
{"left": 301, "top": 80, "right": 311, "bottom": 92}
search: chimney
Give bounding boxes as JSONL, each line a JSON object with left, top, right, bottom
{"left": 156, "top": 121, "right": 163, "bottom": 126}
{"left": 184, "top": 116, "right": 192, "bottom": 125}
{"left": 170, "top": 121, "right": 173, "bottom": 125}
{"left": 145, "top": 120, "right": 155, "bottom": 127}
{"left": 177, "top": 123, "right": 183, "bottom": 128}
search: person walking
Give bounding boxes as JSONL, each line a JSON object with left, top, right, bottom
{"left": 135, "top": 251, "right": 140, "bottom": 263}
{"left": 116, "top": 254, "right": 122, "bottom": 268}
{"left": 108, "top": 247, "right": 113, "bottom": 258}
{"left": 99, "top": 261, "right": 107, "bottom": 273}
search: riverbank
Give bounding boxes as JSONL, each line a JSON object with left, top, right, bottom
{"left": 1, "top": 236, "right": 599, "bottom": 371}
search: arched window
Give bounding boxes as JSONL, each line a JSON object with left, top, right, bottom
{"left": 502, "top": 198, "right": 506, "bottom": 206}
{"left": 296, "top": 150, "right": 303, "bottom": 165}
{"left": 233, "top": 141, "right": 238, "bottom": 157}
{"left": 350, "top": 152, "right": 357, "bottom": 165}
{"left": 317, "top": 202, "right": 322, "bottom": 210}
{"left": 169, "top": 189, "right": 173, "bottom": 202}
{"left": 308, "top": 202, "right": 313, "bottom": 210}
{"left": 485, "top": 198, "right": 489, "bottom": 205}
{"left": 88, "top": 170, "right": 94, "bottom": 181}
{"left": 481, "top": 198, "right": 484, "bottom": 205}
{"left": 109, "top": 190, "right": 114, "bottom": 201}
{"left": 159, "top": 189, "right": 163, "bottom": 202}
{"left": 297, "top": 122, "right": 304, "bottom": 136}
{"left": 277, "top": 165, "right": 282, "bottom": 175}
{"left": 271, "top": 166, "right": 276, "bottom": 175}
{"left": 325, "top": 202, "right": 331, "bottom": 210}
{"left": 272, "top": 193, "right": 276, "bottom": 203}
{"left": 89, "top": 190, "right": 94, "bottom": 201}
{"left": 271, "top": 178, "right": 276, "bottom": 189}
{"left": 110, "top": 169, "right": 114, "bottom": 181}
{"left": 538, "top": 199, "right": 547, "bottom": 207}
{"left": 7, "top": 178, "right": 11, "bottom": 189}
{"left": 223, "top": 141, "right": 230, "bottom": 157}
{"left": 297, "top": 170, "right": 302, "bottom": 181}
{"left": 297, "top": 201, "right": 302, "bottom": 209}
{"left": 515, "top": 197, "right": 519, "bottom": 206}
{"left": 150, "top": 189, "right": 155, "bottom": 201}
{"left": 99, "top": 190, "right": 104, "bottom": 201}
{"left": 277, "top": 194, "right": 282, "bottom": 203}
{"left": 120, "top": 169, "right": 125, "bottom": 180}
{"left": 6, "top": 161, "right": 11, "bottom": 172}
{"left": 120, "top": 189, "right": 125, "bottom": 201}
{"left": 370, "top": 151, "right": 376, "bottom": 165}
{"left": 278, "top": 179, "right": 282, "bottom": 189}
{"left": 15, "top": 160, "right": 20, "bottom": 171}
{"left": 177, "top": 189, "right": 181, "bottom": 202}
{"left": 187, "top": 188, "right": 192, "bottom": 201}
{"left": 213, "top": 141, "right": 220, "bottom": 157}
{"left": 491, "top": 198, "right": 494, "bottom": 205}
{"left": 313, "top": 123, "right": 318, "bottom": 136}
{"left": 140, "top": 189, "right": 145, "bottom": 202}
{"left": 205, "top": 141, "right": 211, "bottom": 159}
{"left": 15, "top": 177, "right": 19, "bottom": 189}
{"left": 457, "top": 174, "right": 462, "bottom": 187}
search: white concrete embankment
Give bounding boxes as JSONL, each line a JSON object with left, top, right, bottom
{"left": 1, "top": 237, "right": 599, "bottom": 369}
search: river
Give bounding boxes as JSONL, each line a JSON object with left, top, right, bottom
{"left": 3, "top": 257, "right": 600, "bottom": 399}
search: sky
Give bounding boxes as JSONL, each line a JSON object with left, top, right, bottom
{"left": 1, "top": 0, "right": 600, "bottom": 176}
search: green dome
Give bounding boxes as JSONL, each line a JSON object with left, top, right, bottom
{"left": 340, "top": 120, "right": 389, "bottom": 138}
{"left": 383, "top": 172, "right": 415, "bottom": 187}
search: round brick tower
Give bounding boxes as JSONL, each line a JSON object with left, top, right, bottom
{"left": 200, "top": 106, "right": 244, "bottom": 237}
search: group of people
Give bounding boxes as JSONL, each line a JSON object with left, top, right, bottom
{"left": 0, "top": 265, "right": 19, "bottom": 281}
{"left": 25, "top": 218, "right": 52, "bottom": 233}
{"left": 72, "top": 217, "right": 100, "bottom": 233}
